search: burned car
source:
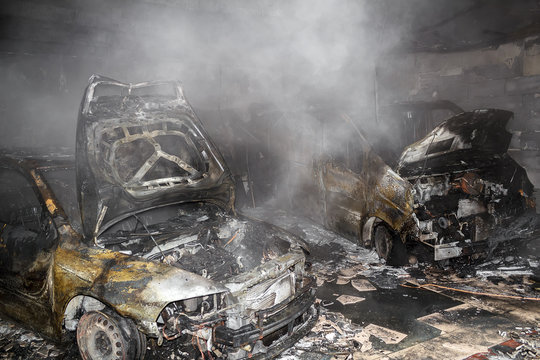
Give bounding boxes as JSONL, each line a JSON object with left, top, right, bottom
{"left": 0, "top": 75, "right": 317, "bottom": 360}
{"left": 259, "top": 107, "right": 538, "bottom": 264}
{"left": 398, "top": 109, "right": 539, "bottom": 261}
{"left": 263, "top": 111, "right": 417, "bottom": 263}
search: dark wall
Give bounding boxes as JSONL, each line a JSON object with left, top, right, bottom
{"left": 377, "top": 37, "right": 540, "bottom": 188}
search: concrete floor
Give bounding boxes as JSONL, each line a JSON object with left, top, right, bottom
{"left": 0, "top": 206, "right": 538, "bottom": 359}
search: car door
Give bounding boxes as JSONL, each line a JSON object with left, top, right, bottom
{"left": 315, "top": 159, "right": 368, "bottom": 239}
{"left": 0, "top": 165, "right": 57, "bottom": 296}
{"left": 314, "top": 131, "right": 369, "bottom": 240}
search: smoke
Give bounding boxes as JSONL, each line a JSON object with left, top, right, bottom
{"left": 0, "top": 0, "right": 403, "bottom": 147}
{"left": 0, "top": 0, "right": 412, "bottom": 209}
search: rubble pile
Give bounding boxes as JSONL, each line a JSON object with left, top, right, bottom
{"left": 501, "top": 327, "right": 540, "bottom": 359}
{"left": 280, "top": 309, "right": 391, "bottom": 360}
{"left": 0, "top": 321, "right": 68, "bottom": 359}
{"left": 467, "top": 327, "right": 540, "bottom": 359}
{"left": 420, "top": 253, "right": 540, "bottom": 301}
{"left": 280, "top": 306, "right": 410, "bottom": 360}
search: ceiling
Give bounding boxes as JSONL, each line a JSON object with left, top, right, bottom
{"left": 1, "top": 0, "right": 539, "bottom": 57}
{"left": 374, "top": 0, "right": 540, "bottom": 52}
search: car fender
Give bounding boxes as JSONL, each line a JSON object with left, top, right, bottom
{"left": 361, "top": 217, "right": 380, "bottom": 248}
{"left": 53, "top": 245, "right": 228, "bottom": 337}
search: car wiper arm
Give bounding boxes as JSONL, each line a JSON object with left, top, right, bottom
{"left": 133, "top": 214, "right": 169, "bottom": 264}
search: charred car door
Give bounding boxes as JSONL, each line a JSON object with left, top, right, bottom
{"left": 310, "top": 117, "right": 415, "bottom": 256}
{"left": 314, "top": 151, "right": 367, "bottom": 240}
{"left": 0, "top": 163, "right": 58, "bottom": 328}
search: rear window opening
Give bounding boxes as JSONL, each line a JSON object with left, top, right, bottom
{"left": 426, "top": 138, "right": 454, "bottom": 155}
{"left": 92, "top": 82, "right": 177, "bottom": 101}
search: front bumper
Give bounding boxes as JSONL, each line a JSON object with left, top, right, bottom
{"left": 214, "top": 284, "right": 317, "bottom": 351}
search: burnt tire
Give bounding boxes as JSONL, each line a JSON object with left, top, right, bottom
{"left": 373, "top": 224, "right": 393, "bottom": 261}
{"left": 373, "top": 224, "right": 408, "bottom": 266}
{"left": 76, "top": 310, "right": 146, "bottom": 360}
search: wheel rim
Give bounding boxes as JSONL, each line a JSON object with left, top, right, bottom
{"left": 94, "top": 330, "right": 113, "bottom": 357}
{"left": 77, "top": 311, "right": 130, "bottom": 360}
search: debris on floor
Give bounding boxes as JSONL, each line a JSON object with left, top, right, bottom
{"left": 465, "top": 327, "right": 539, "bottom": 359}
{"left": 244, "top": 207, "right": 540, "bottom": 360}
{"left": 280, "top": 309, "right": 380, "bottom": 358}
{"left": 336, "top": 295, "right": 365, "bottom": 305}
{"left": 362, "top": 324, "right": 407, "bottom": 345}
{"left": 0, "top": 321, "right": 67, "bottom": 359}
{"left": 351, "top": 279, "right": 377, "bottom": 292}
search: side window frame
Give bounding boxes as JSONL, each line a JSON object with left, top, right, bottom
{"left": 0, "top": 163, "right": 59, "bottom": 250}
{"left": 0, "top": 163, "right": 60, "bottom": 294}
{"left": 0, "top": 165, "right": 47, "bottom": 229}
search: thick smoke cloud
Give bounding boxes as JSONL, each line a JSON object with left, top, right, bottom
{"left": 0, "top": 0, "right": 406, "bottom": 150}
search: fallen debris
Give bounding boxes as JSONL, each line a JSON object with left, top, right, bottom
{"left": 351, "top": 279, "right": 377, "bottom": 292}
{"left": 466, "top": 326, "right": 539, "bottom": 359}
{"left": 339, "top": 265, "right": 365, "bottom": 278}
{"left": 352, "top": 331, "right": 373, "bottom": 352}
{"left": 336, "top": 295, "right": 365, "bottom": 305}
{"left": 0, "top": 320, "right": 67, "bottom": 359}
{"left": 311, "top": 313, "right": 347, "bottom": 336}
{"left": 363, "top": 324, "right": 407, "bottom": 345}
{"left": 285, "top": 310, "right": 375, "bottom": 358}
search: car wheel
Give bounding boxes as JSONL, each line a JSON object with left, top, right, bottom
{"left": 76, "top": 310, "right": 145, "bottom": 360}
{"left": 373, "top": 224, "right": 393, "bottom": 261}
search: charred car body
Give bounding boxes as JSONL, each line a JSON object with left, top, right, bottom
{"left": 265, "top": 111, "right": 416, "bottom": 263}
{"left": 265, "top": 108, "right": 537, "bottom": 264}
{"left": 0, "top": 75, "right": 317, "bottom": 360}
{"left": 398, "top": 109, "right": 538, "bottom": 261}
{"left": 316, "top": 109, "right": 539, "bottom": 263}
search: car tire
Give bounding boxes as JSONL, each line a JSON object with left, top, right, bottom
{"left": 373, "top": 224, "right": 410, "bottom": 266}
{"left": 373, "top": 224, "right": 393, "bottom": 261}
{"left": 76, "top": 310, "right": 145, "bottom": 360}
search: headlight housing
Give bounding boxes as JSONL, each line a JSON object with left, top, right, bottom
{"left": 157, "top": 292, "right": 229, "bottom": 340}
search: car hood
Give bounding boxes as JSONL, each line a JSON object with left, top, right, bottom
{"left": 397, "top": 109, "right": 514, "bottom": 177}
{"left": 76, "top": 75, "right": 235, "bottom": 238}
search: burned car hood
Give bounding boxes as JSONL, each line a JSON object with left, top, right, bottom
{"left": 76, "top": 75, "right": 235, "bottom": 238}
{"left": 94, "top": 201, "right": 310, "bottom": 319}
{"left": 398, "top": 109, "right": 514, "bottom": 177}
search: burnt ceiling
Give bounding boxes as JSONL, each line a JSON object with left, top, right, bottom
{"left": 385, "top": 0, "right": 540, "bottom": 52}
{"left": 0, "top": 0, "right": 539, "bottom": 57}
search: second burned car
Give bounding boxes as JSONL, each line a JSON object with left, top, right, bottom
{"left": 0, "top": 75, "right": 317, "bottom": 360}
{"left": 398, "top": 109, "right": 539, "bottom": 261}
{"left": 257, "top": 107, "right": 538, "bottom": 264}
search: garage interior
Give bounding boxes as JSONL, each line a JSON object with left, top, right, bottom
{"left": 0, "top": 1, "right": 539, "bottom": 359}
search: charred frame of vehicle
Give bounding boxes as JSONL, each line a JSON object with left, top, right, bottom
{"left": 272, "top": 108, "right": 538, "bottom": 264}
{"left": 398, "top": 109, "right": 538, "bottom": 261}
{"left": 0, "top": 75, "right": 318, "bottom": 360}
